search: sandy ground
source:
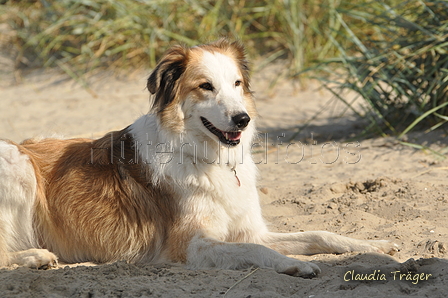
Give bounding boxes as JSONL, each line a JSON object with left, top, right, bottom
{"left": 1, "top": 66, "right": 448, "bottom": 297}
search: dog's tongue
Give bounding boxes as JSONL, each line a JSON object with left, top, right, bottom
{"left": 225, "top": 132, "right": 242, "bottom": 141}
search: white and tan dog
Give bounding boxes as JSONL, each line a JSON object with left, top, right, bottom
{"left": 0, "top": 39, "right": 397, "bottom": 277}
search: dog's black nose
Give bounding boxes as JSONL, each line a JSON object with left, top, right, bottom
{"left": 232, "top": 113, "right": 251, "bottom": 129}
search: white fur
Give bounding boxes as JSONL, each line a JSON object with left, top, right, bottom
{"left": 0, "top": 141, "right": 37, "bottom": 252}
{"left": 195, "top": 51, "right": 248, "bottom": 132}
{"left": 0, "top": 141, "right": 58, "bottom": 268}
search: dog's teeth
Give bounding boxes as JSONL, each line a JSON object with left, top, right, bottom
{"left": 225, "top": 133, "right": 229, "bottom": 140}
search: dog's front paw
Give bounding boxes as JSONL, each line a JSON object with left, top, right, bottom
{"left": 367, "top": 240, "right": 400, "bottom": 255}
{"left": 274, "top": 258, "right": 321, "bottom": 278}
{"left": 12, "top": 248, "right": 58, "bottom": 269}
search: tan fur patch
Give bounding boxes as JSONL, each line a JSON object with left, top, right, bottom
{"left": 18, "top": 131, "right": 184, "bottom": 263}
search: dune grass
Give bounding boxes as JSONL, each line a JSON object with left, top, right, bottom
{"left": 311, "top": 0, "right": 448, "bottom": 138}
{"left": 1, "top": 0, "right": 447, "bottom": 138}
{"left": 0, "top": 0, "right": 344, "bottom": 74}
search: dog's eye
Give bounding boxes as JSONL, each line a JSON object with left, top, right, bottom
{"left": 199, "top": 83, "right": 214, "bottom": 91}
{"left": 235, "top": 80, "right": 242, "bottom": 87}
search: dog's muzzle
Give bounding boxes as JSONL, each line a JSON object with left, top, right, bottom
{"left": 201, "top": 113, "right": 250, "bottom": 146}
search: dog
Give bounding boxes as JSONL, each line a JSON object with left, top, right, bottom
{"left": 0, "top": 39, "right": 398, "bottom": 277}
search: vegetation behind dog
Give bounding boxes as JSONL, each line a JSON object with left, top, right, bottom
{"left": 1, "top": 0, "right": 447, "bottom": 137}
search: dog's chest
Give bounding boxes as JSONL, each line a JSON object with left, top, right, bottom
{"left": 170, "top": 162, "right": 259, "bottom": 236}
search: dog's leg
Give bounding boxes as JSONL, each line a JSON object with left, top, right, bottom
{"left": 263, "top": 231, "right": 399, "bottom": 255}
{"left": 0, "top": 141, "right": 58, "bottom": 269}
{"left": 186, "top": 235, "right": 321, "bottom": 277}
{"left": 8, "top": 248, "right": 58, "bottom": 269}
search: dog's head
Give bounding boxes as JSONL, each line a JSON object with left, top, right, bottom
{"left": 147, "top": 39, "right": 256, "bottom": 147}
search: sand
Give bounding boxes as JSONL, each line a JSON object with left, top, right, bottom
{"left": 0, "top": 67, "right": 447, "bottom": 297}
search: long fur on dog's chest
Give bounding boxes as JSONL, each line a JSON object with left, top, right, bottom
{"left": 128, "top": 114, "right": 262, "bottom": 243}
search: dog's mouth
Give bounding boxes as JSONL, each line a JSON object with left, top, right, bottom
{"left": 200, "top": 117, "right": 242, "bottom": 146}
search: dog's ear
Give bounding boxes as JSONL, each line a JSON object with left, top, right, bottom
{"left": 147, "top": 45, "right": 188, "bottom": 113}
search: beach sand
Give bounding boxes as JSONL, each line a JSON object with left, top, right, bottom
{"left": 1, "top": 67, "right": 447, "bottom": 297}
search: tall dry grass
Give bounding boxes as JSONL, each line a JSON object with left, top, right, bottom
{"left": 0, "top": 0, "right": 344, "bottom": 74}
{"left": 1, "top": 0, "right": 446, "bottom": 139}
{"left": 312, "top": 0, "right": 448, "bottom": 138}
